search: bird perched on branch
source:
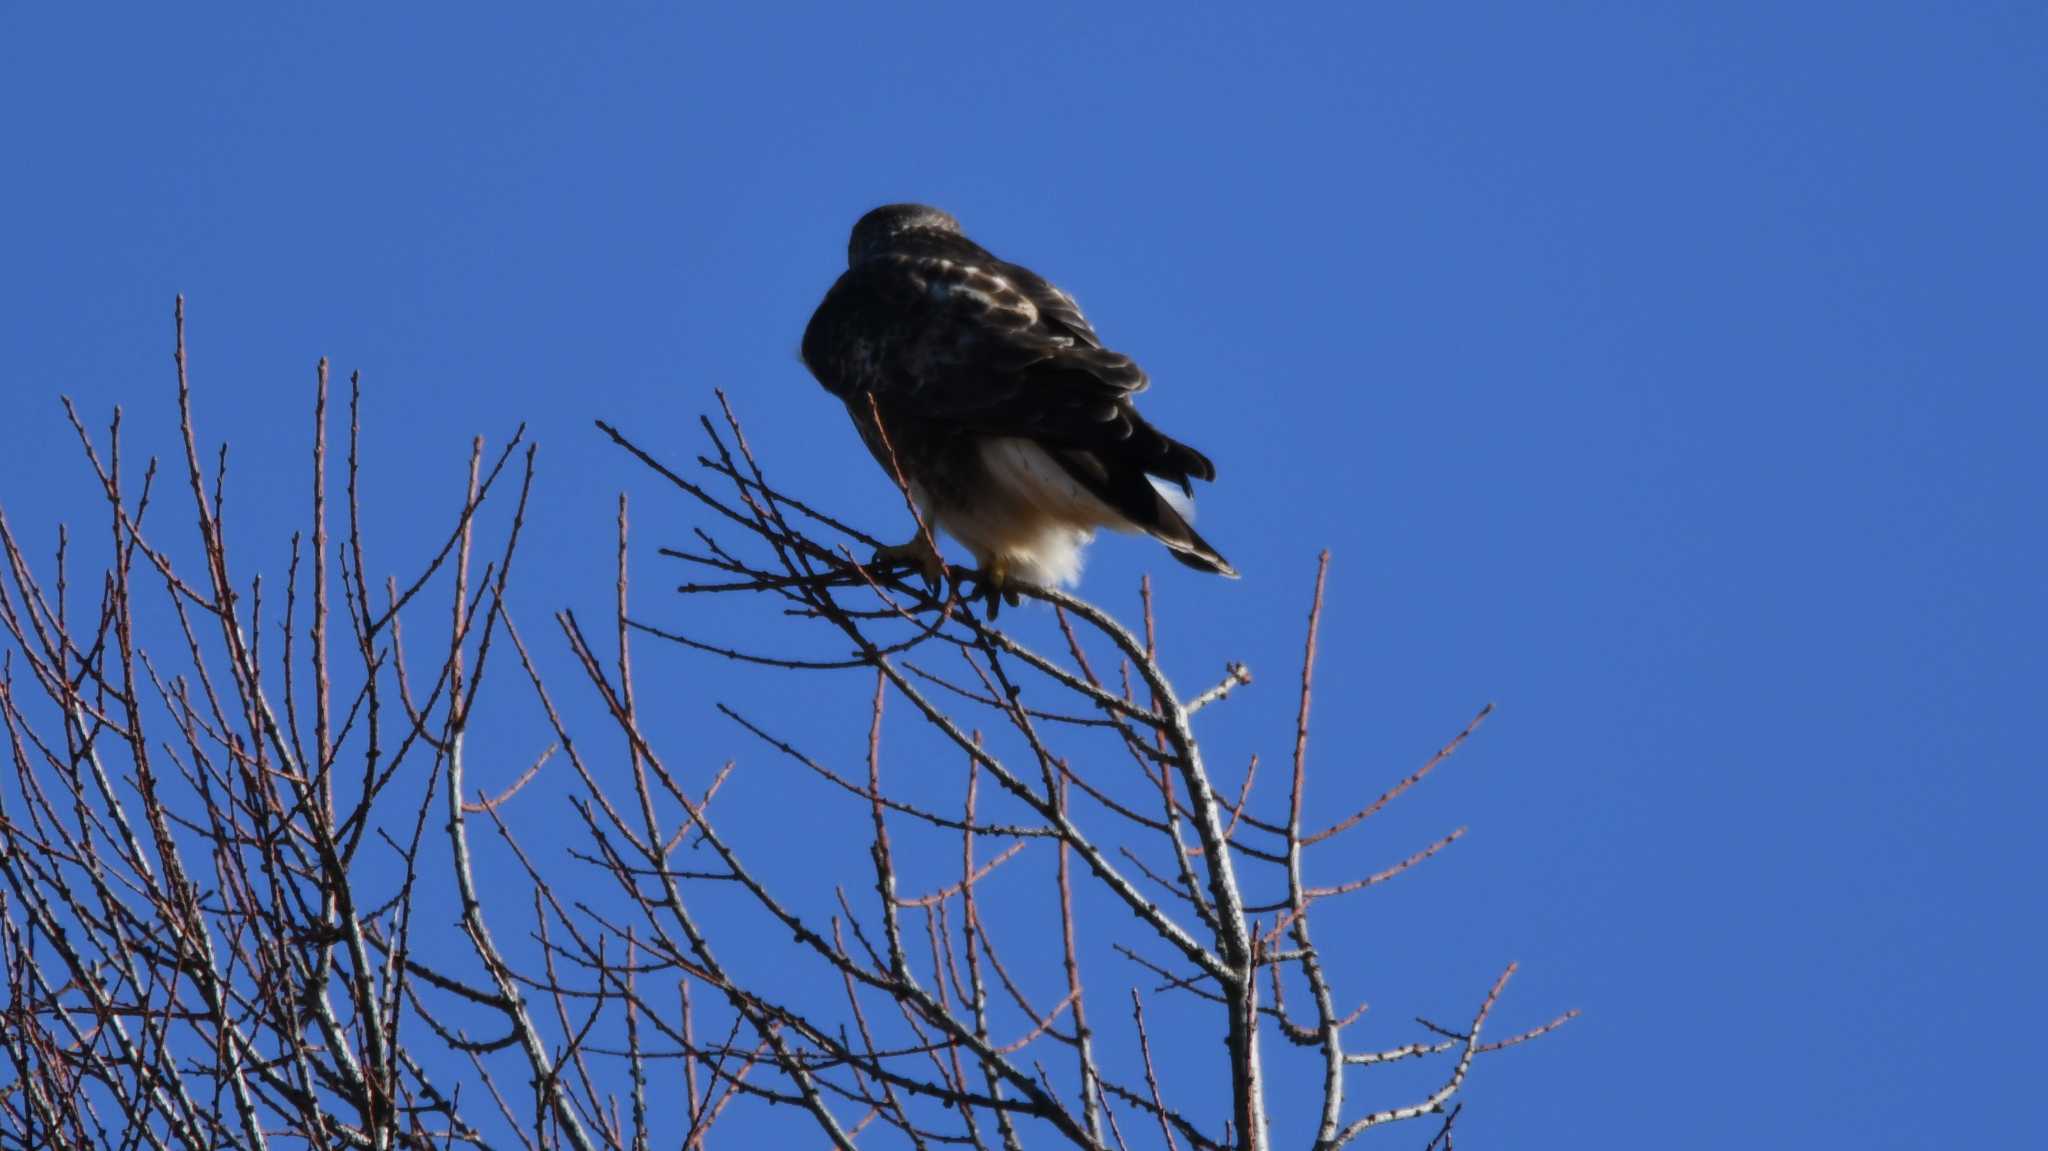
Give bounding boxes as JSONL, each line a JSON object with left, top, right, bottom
{"left": 802, "top": 203, "right": 1235, "bottom": 616}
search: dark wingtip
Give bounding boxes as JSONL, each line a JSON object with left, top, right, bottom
{"left": 1167, "top": 547, "right": 1238, "bottom": 578}
{"left": 1175, "top": 441, "right": 1217, "bottom": 485}
{"left": 1164, "top": 527, "right": 1237, "bottom": 579}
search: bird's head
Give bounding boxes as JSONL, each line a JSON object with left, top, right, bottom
{"left": 848, "top": 203, "right": 962, "bottom": 265}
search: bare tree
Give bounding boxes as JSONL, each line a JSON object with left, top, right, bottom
{"left": 0, "top": 303, "right": 1570, "bottom": 1150}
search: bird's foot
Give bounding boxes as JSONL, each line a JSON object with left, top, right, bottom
{"left": 870, "top": 534, "right": 945, "bottom": 592}
{"left": 965, "top": 557, "right": 1022, "bottom": 621}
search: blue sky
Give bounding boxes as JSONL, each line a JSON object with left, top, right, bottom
{"left": 2, "top": 4, "right": 2042, "bottom": 1147}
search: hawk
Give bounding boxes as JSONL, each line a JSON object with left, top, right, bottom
{"left": 802, "top": 204, "right": 1235, "bottom": 614}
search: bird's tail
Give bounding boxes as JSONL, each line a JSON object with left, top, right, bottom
{"left": 1107, "top": 459, "right": 1237, "bottom": 578}
{"left": 1149, "top": 499, "right": 1238, "bottom": 578}
{"left": 1050, "top": 434, "right": 1236, "bottom": 578}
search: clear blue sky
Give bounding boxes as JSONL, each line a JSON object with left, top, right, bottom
{"left": 2, "top": 5, "right": 2042, "bottom": 1147}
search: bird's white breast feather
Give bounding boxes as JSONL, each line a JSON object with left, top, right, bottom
{"left": 979, "top": 439, "right": 1121, "bottom": 527}
{"left": 944, "top": 438, "right": 1135, "bottom": 589}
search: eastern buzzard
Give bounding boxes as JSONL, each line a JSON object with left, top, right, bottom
{"left": 802, "top": 204, "right": 1234, "bottom": 613}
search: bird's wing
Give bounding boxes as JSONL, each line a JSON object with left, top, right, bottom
{"left": 806, "top": 250, "right": 1198, "bottom": 462}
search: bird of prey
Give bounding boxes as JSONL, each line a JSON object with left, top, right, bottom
{"left": 802, "top": 203, "right": 1234, "bottom": 615}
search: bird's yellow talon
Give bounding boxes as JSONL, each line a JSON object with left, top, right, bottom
{"left": 871, "top": 535, "right": 944, "bottom": 590}
{"left": 974, "top": 557, "right": 1013, "bottom": 621}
